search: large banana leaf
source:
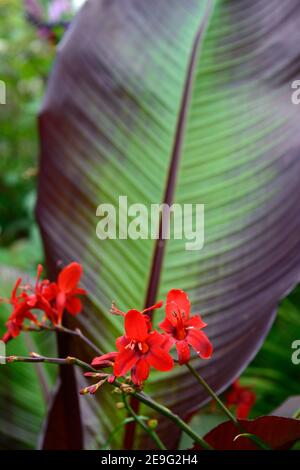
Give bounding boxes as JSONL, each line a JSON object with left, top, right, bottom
{"left": 36, "top": 0, "right": 300, "bottom": 449}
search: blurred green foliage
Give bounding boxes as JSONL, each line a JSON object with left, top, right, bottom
{"left": 0, "top": 0, "right": 54, "bottom": 267}
{"left": 0, "top": 4, "right": 57, "bottom": 446}
{"left": 244, "top": 288, "right": 300, "bottom": 416}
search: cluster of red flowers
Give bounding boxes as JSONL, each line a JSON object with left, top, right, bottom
{"left": 0, "top": 262, "right": 85, "bottom": 343}
{"left": 1, "top": 263, "right": 213, "bottom": 389}
{"left": 226, "top": 380, "right": 256, "bottom": 419}
{"left": 91, "top": 289, "right": 213, "bottom": 388}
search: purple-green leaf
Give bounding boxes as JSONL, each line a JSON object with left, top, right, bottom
{"left": 37, "top": 0, "right": 300, "bottom": 449}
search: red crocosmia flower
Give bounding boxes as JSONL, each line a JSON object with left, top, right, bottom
{"left": 1, "top": 265, "right": 55, "bottom": 342}
{"left": 226, "top": 380, "right": 256, "bottom": 419}
{"left": 48, "top": 262, "right": 86, "bottom": 324}
{"left": 1, "top": 282, "right": 38, "bottom": 343}
{"left": 1, "top": 263, "right": 86, "bottom": 342}
{"left": 113, "top": 309, "right": 174, "bottom": 386}
{"left": 159, "top": 289, "right": 213, "bottom": 365}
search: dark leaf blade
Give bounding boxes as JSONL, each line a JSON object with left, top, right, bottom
{"left": 36, "top": 0, "right": 300, "bottom": 449}
{"left": 202, "top": 417, "right": 300, "bottom": 450}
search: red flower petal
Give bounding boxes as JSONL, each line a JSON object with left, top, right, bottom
{"left": 116, "top": 335, "right": 128, "bottom": 350}
{"left": 166, "top": 289, "right": 191, "bottom": 323}
{"left": 26, "top": 294, "right": 38, "bottom": 308}
{"left": 176, "top": 340, "right": 190, "bottom": 365}
{"left": 66, "top": 297, "right": 82, "bottom": 315}
{"left": 73, "top": 287, "right": 87, "bottom": 296}
{"left": 56, "top": 291, "right": 66, "bottom": 323}
{"left": 160, "top": 334, "right": 175, "bottom": 351}
{"left": 187, "top": 329, "right": 213, "bottom": 359}
{"left": 147, "top": 346, "right": 174, "bottom": 372}
{"left": 24, "top": 311, "right": 38, "bottom": 324}
{"left": 236, "top": 403, "right": 251, "bottom": 419}
{"left": 146, "top": 330, "right": 163, "bottom": 346}
{"left": 113, "top": 347, "right": 137, "bottom": 376}
{"left": 158, "top": 317, "right": 175, "bottom": 335}
{"left": 132, "top": 358, "right": 150, "bottom": 384}
{"left": 42, "top": 282, "right": 57, "bottom": 301}
{"left": 167, "top": 289, "right": 190, "bottom": 314}
{"left": 2, "top": 331, "right": 12, "bottom": 343}
{"left": 185, "top": 314, "right": 207, "bottom": 329}
{"left": 11, "top": 278, "right": 22, "bottom": 303}
{"left": 124, "top": 310, "right": 148, "bottom": 341}
{"left": 57, "top": 262, "right": 82, "bottom": 293}
{"left": 165, "top": 301, "right": 179, "bottom": 326}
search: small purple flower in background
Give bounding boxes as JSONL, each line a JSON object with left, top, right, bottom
{"left": 48, "top": 0, "right": 72, "bottom": 22}
{"left": 24, "top": 0, "right": 43, "bottom": 19}
{"left": 24, "top": 0, "right": 76, "bottom": 46}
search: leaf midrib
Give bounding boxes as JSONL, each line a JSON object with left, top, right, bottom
{"left": 144, "top": 0, "right": 213, "bottom": 310}
{"left": 124, "top": 0, "right": 213, "bottom": 450}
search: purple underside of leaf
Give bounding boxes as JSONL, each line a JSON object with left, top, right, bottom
{"left": 36, "top": 0, "right": 300, "bottom": 450}
{"left": 200, "top": 416, "right": 300, "bottom": 450}
{"left": 271, "top": 396, "right": 300, "bottom": 418}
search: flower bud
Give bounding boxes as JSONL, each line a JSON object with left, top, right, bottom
{"left": 116, "top": 402, "right": 125, "bottom": 409}
{"left": 120, "top": 383, "right": 134, "bottom": 394}
{"left": 148, "top": 419, "right": 158, "bottom": 429}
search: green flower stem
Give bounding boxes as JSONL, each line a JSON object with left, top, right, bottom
{"left": 5, "top": 353, "right": 96, "bottom": 373}
{"left": 2, "top": 354, "right": 213, "bottom": 450}
{"left": 186, "top": 363, "right": 272, "bottom": 450}
{"left": 186, "top": 363, "right": 238, "bottom": 424}
{"left": 122, "top": 394, "right": 166, "bottom": 450}
{"left": 22, "top": 324, "right": 103, "bottom": 356}
{"left": 132, "top": 390, "right": 213, "bottom": 449}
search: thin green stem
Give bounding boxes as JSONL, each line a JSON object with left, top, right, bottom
{"left": 132, "top": 390, "right": 213, "bottom": 449}
{"left": 186, "top": 363, "right": 272, "bottom": 450}
{"left": 186, "top": 363, "right": 238, "bottom": 424}
{"left": 5, "top": 354, "right": 96, "bottom": 373}
{"left": 123, "top": 395, "right": 166, "bottom": 450}
{"left": 101, "top": 417, "right": 136, "bottom": 450}
{"left": 22, "top": 324, "right": 103, "bottom": 356}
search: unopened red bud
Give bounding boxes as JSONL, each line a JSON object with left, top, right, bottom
{"left": 7, "top": 356, "right": 17, "bottom": 363}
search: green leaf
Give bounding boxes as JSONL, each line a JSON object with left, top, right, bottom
{"left": 243, "top": 287, "right": 300, "bottom": 417}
